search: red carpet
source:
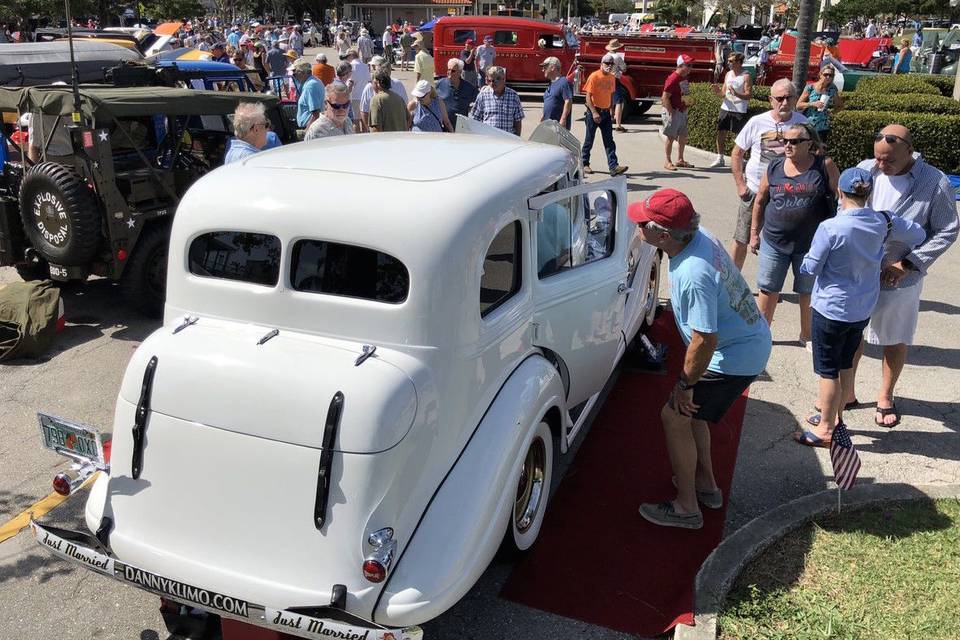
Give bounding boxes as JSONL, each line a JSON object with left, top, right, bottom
{"left": 500, "top": 310, "right": 748, "bottom": 637}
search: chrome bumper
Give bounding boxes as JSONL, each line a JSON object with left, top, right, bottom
{"left": 31, "top": 520, "right": 423, "bottom": 640}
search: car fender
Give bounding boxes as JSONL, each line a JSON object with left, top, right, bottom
{"left": 372, "top": 354, "right": 566, "bottom": 626}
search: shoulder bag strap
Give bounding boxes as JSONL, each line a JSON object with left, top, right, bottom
{"left": 879, "top": 210, "right": 893, "bottom": 242}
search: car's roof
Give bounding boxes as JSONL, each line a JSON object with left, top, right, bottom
{"left": 436, "top": 16, "right": 565, "bottom": 32}
{"left": 242, "top": 132, "right": 560, "bottom": 182}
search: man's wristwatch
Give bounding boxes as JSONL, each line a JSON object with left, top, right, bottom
{"left": 676, "top": 376, "right": 694, "bottom": 391}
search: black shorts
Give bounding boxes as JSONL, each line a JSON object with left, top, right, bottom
{"left": 689, "top": 370, "right": 757, "bottom": 423}
{"left": 717, "top": 110, "right": 747, "bottom": 134}
{"left": 811, "top": 309, "right": 868, "bottom": 379}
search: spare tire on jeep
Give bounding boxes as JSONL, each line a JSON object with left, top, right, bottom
{"left": 19, "top": 162, "right": 101, "bottom": 266}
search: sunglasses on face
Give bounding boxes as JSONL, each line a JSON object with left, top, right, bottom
{"left": 875, "top": 132, "right": 907, "bottom": 145}
{"left": 327, "top": 100, "right": 350, "bottom": 110}
{"left": 770, "top": 94, "right": 791, "bottom": 102}
{"left": 782, "top": 137, "right": 810, "bottom": 145}
{"left": 821, "top": 73, "right": 834, "bottom": 77}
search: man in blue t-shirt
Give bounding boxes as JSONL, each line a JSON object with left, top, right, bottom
{"left": 540, "top": 56, "right": 572, "bottom": 130}
{"left": 293, "top": 61, "right": 325, "bottom": 128}
{"left": 629, "top": 189, "right": 771, "bottom": 530}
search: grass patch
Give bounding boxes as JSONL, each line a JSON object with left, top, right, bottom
{"left": 719, "top": 499, "right": 960, "bottom": 640}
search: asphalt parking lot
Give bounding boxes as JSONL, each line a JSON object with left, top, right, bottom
{"left": 2, "top": 49, "right": 958, "bottom": 640}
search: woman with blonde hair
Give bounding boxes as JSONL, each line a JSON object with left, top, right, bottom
{"left": 797, "top": 65, "right": 843, "bottom": 145}
{"left": 749, "top": 122, "right": 840, "bottom": 346}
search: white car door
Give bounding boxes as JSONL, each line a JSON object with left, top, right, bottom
{"left": 528, "top": 177, "right": 629, "bottom": 407}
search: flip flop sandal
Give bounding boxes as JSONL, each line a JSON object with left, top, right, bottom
{"left": 875, "top": 404, "right": 901, "bottom": 428}
{"left": 664, "top": 162, "right": 677, "bottom": 171}
{"left": 793, "top": 430, "right": 832, "bottom": 448}
{"left": 675, "top": 160, "right": 695, "bottom": 168}
{"left": 615, "top": 126, "right": 628, "bottom": 132}
{"left": 806, "top": 413, "right": 822, "bottom": 427}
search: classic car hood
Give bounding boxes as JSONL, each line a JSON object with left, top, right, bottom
{"left": 118, "top": 318, "right": 417, "bottom": 453}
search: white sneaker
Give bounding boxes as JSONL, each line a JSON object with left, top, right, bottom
{"left": 709, "top": 155, "right": 725, "bottom": 168}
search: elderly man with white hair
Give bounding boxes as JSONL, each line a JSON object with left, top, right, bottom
{"left": 436, "top": 57, "right": 478, "bottom": 125}
{"left": 224, "top": 102, "right": 270, "bottom": 164}
{"left": 540, "top": 55, "right": 572, "bottom": 130}
{"left": 312, "top": 52, "right": 335, "bottom": 85}
{"left": 305, "top": 81, "right": 355, "bottom": 140}
{"left": 359, "top": 55, "right": 407, "bottom": 132}
{"left": 728, "top": 77, "right": 807, "bottom": 270}
{"left": 470, "top": 66, "right": 523, "bottom": 136}
{"left": 357, "top": 28, "right": 374, "bottom": 63}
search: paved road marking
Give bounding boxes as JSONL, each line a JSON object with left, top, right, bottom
{"left": 0, "top": 473, "right": 99, "bottom": 544}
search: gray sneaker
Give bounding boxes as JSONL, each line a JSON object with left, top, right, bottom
{"left": 639, "top": 501, "right": 704, "bottom": 529}
{"left": 672, "top": 476, "right": 724, "bottom": 510}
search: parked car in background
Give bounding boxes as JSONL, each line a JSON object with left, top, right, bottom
{"left": 574, "top": 32, "right": 722, "bottom": 115}
{"left": 28, "top": 122, "right": 661, "bottom": 640}
{"left": 432, "top": 16, "right": 579, "bottom": 86}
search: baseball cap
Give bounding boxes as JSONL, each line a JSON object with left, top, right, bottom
{"left": 601, "top": 53, "right": 616, "bottom": 63}
{"left": 465, "top": 38, "right": 474, "bottom": 45}
{"left": 540, "top": 56, "right": 561, "bottom": 68}
{"left": 838, "top": 167, "right": 873, "bottom": 195}
{"left": 483, "top": 34, "right": 493, "bottom": 41}
{"left": 677, "top": 53, "right": 694, "bottom": 66}
{"left": 627, "top": 189, "right": 695, "bottom": 230}
{"left": 411, "top": 79, "right": 431, "bottom": 98}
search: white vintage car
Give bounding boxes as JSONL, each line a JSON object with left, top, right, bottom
{"left": 32, "top": 125, "right": 661, "bottom": 640}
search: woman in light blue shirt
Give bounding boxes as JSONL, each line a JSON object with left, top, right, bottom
{"left": 796, "top": 167, "right": 924, "bottom": 447}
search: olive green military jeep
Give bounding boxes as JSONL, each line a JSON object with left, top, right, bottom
{"left": 0, "top": 85, "right": 293, "bottom": 317}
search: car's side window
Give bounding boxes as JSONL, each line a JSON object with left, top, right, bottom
{"left": 537, "top": 190, "right": 616, "bottom": 279}
{"left": 453, "top": 29, "right": 475, "bottom": 45}
{"left": 480, "top": 221, "right": 522, "bottom": 318}
{"left": 188, "top": 231, "right": 282, "bottom": 286}
{"left": 494, "top": 30, "right": 519, "bottom": 46}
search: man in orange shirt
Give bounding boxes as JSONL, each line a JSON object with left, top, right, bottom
{"left": 582, "top": 53, "right": 628, "bottom": 176}
{"left": 312, "top": 53, "right": 336, "bottom": 85}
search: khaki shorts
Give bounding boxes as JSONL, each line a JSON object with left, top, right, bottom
{"left": 660, "top": 110, "right": 688, "bottom": 139}
{"left": 733, "top": 189, "right": 755, "bottom": 244}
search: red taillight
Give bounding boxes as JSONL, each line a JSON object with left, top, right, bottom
{"left": 52, "top": 473, "right": 72, "bottom": 496}
{"left": 117, "top": 249, "right": 128, "bottom": 261}
{"left": 362, "top": 559, "right": 386, "bottom": 583}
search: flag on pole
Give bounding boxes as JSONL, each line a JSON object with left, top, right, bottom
{"left": 830, "top": 422, "right": 861, "bottom": 490}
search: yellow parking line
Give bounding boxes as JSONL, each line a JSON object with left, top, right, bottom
{"left": 0, "top": 472, "right": 99, "bottom": 544}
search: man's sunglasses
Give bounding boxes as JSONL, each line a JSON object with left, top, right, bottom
{"left": 782, "top": 137, "right": 810, "bottom": 145}
{"left": 875, "top": 132, "right": 908, "bottom": 145}
{"left": 821, "top": 73, "right": 835, "bottom": 77}
{"left": 770, "top": 94, "right": 791, "bottom": 102}
{"left": 327, "top": 100, "right": 350, "bottom": 110}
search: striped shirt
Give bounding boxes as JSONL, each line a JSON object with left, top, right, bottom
{"left": 470, "top": 86, "right": 524, "bottom": 134}
{"left": 858, "top": 154, "right": 960, "bottom": 289}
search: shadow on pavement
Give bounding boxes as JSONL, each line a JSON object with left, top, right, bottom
{"left": 0, "top": 552, "right": 76, "bottom": 585}
{"left": 0, "top": 277, "right": 159, "bottom": 367}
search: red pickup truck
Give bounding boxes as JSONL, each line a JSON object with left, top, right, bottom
{"left": 574, "top": 32, "right": 722, "bottom": 114}
{"left": 432, "top": 16, "right": 579, "bottom": 86}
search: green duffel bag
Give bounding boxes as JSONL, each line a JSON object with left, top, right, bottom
{"left": 0, "top": 280, "right": 62, "bottom": 362}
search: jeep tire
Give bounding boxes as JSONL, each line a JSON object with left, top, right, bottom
{"left": 120, "top": 224, "right": 169, "bottom": 319}
{"left": 18, "top": 163, "right": 101, "bottom": 266}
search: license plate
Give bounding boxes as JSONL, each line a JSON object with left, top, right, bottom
{"left": 38, "top": 412, "right": 108, "bottom": 469}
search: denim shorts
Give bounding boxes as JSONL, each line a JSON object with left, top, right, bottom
{"left": 757, "top": 236, "right": 814, "bottom": 295}
{"left": 812, "top": 310, "right": 869, "bottom": 378}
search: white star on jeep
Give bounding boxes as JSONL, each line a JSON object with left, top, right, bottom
{"left": 126, "top": 218, "right": 135, "bottom": 229}
{"left": 99, "top": 130, "right": 109, "bottom": 142}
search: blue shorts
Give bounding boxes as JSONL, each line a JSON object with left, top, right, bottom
{"left": 811, "top": 310, "right": 869, "bottom": 378}
{"left": 613, "top": 79, "right": 625, "bottom": 105}
{"left": 757, "top": 236, "right": 814, "bottom": 295}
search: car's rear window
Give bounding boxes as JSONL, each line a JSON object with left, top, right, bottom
{"left": 188, "top": 231, "right": 281, "bottom": 286}
{"left": 290, "top": 240, "right": 409, "bottom": 304}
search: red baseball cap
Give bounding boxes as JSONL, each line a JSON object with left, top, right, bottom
{"left": 677, "top": 53, "right": 694, "bottom": 66}
{"left": 627, "top": 189, "right": 694, "bottom": 229}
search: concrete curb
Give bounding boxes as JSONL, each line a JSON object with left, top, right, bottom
{"left": 674, "top": 482, "right": 960, "bottom": 640}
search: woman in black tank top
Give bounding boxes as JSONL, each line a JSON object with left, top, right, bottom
{"left": 749, "top": 123, "right": 840, "bottom": 342}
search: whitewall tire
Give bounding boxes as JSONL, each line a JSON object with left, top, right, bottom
{"left": 510, "top": 420, "right": 553, "bottom": 552}
{"left": 643, "top": 252, "right": 662, "bottom": 328}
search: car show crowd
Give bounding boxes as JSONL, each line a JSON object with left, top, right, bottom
{"left": 2, "top": 9, "right": 959, "bottom": 531}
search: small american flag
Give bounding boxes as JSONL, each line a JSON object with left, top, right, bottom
{"left": 830, "top": 422, "right": 861, "bottom": 490}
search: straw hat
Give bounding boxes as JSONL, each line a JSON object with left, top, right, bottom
{"left": 605, "top": 39, "right": 624, "bottom": 51}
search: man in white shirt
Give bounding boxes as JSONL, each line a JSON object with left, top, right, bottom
{"left": 345, "top": 49, "right": 370, "bottom": 128}
{"left": 728, "top": 78, "right": 807, "bottom": 270}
